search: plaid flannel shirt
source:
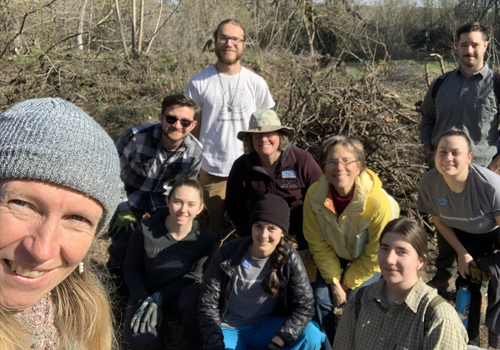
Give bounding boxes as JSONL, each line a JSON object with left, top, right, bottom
{"left": 333, "top": 278, "right": 468, "bottom": 350}
{"left": 116, "top": 123, "right": 202, "bottom": 213}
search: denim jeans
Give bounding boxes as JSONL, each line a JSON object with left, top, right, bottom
{"left": 311, "top": 269, "right": 382, "bottom": 350}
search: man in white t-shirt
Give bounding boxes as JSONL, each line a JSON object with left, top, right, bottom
{"left": 185, "top": 19, "right": 275, "bottom": 237}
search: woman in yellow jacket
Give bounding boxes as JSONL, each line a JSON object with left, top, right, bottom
{"left": 303, "top": 135, "right": 400, "bottom": 349}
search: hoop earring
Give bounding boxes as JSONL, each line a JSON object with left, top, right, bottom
{"left": 79, "top": 262, "right": 84, "bottom": 274}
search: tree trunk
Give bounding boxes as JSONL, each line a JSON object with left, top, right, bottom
{"left": 146, "top": 0, "right": 163, "bottom": 54}
{"left": 138, "top": 0, "right": 144, "bottom": 53}
{"left": 302, "top": 0, "right": 316, "bottom": 57}
{"left": 76, "top": 0, "right": 89, "bottom": 50}
{"left": 131, "top": 0, "right": 136, "bottom": 54}
{"left": 115, "top": 0, "right": 129, "bottom": 59}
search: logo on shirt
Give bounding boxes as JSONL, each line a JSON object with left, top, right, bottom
{"left": 438, "top": 198, "right": 448, "bottom": 206}
{"left": 241, "top": 258, "right": 251, "bottom": 269}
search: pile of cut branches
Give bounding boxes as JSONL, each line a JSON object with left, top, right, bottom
{"left": 276, "top": 60, "right": 427, "bottom": 227}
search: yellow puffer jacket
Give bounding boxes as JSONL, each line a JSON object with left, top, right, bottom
{"left": 303, "top": 169, "right": 400, "bottom": 289}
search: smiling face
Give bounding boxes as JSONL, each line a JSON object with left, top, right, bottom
{"left": 378, "top": 232, "right": 424, "bottom": 289}
{"left": 435, "top": 135, "right": 472, "bottom": 181}
{"left": 323, "top": 144, "right": 361, "bottom": 197}
{"left": 166, "top": 185, "right": 204, "bottom": 227}
{"left": 0, "top": 179, "right": 102, "bottom": 310}
{"left": 250, "top": 221, "right": 284, "bottom": 259}
{"left": 159, "top": 105, "right": 197, "bottom": 149}
{"left": 458, "top": 31, "right": 488, "bottom": 72}
{"left": 215, "top": 23, "right": 246, "bottom": 65}
{"left": 251, "top": 131, "right": 280, "bottom": 160}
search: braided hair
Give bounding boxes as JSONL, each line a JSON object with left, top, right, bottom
{"left": 261, "top": 236, "right": 289, "bottom": 297}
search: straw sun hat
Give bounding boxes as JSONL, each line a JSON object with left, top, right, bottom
{"left": 237, "top": 109, "right": 295, "bottom": 141}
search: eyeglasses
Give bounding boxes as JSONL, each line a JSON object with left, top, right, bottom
{"left": 325, "top": 159, "right": 359, "bottom": 168}
{"left": 217, "top": 35, "right": 244, "bottom": 45}
{"left": 164, "top": 115, "right": 194, "bottom": 128}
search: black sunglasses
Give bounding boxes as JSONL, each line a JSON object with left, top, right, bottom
{"left": 164, "top": 115, "right": 194, "bottom": 128}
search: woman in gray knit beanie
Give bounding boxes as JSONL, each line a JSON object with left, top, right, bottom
{"left": 0, "top": 98, "right": 121, "bottom": 350}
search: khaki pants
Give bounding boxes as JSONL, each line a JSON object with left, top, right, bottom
{"left": 199, "top": 169, "right": 227, "bottom": 240}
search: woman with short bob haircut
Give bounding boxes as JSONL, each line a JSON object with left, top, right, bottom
{"left": 199, "top": 194, "right": 325, "bottom": 350}
{"left": 333, "top": 217, "right": 468, "bottom": 350}
{"left": 0, "top": 98, "right": 121, "bottom": 349}
{"left": 418, "top": 129, "right": 500, "bottom": 347}
{"left": 303, "top": 135, "right": 400, "bottom": 347}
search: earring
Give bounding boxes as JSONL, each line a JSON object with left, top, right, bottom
{"left": 79, "top": 262, "right": 84, "bottom": 274}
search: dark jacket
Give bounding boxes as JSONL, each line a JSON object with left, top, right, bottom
{"left": 226, "top": 146, "right": 321, "bottom": 249}
{"left": 198, "top": 237, "right": 315, "bottom": 350}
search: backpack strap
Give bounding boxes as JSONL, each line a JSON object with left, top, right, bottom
{"left": 493, "top": 72, "right": 500, "bottom": 105}
{"left": 431, "top": 71, "right": 452, "bottom": 101}
{"left": 355, "top": 286, "right": 368, "bottom": 319}
{"left": 424, "top": 295, "right": 447, "bottom": 333}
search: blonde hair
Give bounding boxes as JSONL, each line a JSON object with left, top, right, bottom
{"left": 0, "top": 254, "right": 116, "bottom": 350}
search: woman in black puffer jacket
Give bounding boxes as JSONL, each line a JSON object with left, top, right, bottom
{"left": 198, "top": 194, "right": 325, "bottom": 350}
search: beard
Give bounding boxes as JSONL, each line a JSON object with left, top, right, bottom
{"left": 460, "top": 54, "right": 479, "bottom": 67}
{"left": 215, "top": 45, "right": 244, "bottom": 65}
{"left": 162, "top": 126, "right": 185, "bottom": 142}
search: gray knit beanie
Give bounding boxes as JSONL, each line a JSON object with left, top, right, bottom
{"left": 0, "top": 98, "right": 120, "bottom": 234}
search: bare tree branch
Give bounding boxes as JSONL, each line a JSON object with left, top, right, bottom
{"left": 0, "top": 0, "right": 58, "bottom": 59}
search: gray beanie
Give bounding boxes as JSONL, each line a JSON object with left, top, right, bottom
{"left": 0, "top": 98, "right": 121, "bottom": 234}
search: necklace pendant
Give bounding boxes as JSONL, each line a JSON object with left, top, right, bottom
{"left": 227, "top": 106, "right": 233, "bottom": 112}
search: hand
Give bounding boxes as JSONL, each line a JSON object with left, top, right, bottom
{"left": 330, "top": 282, "right": 347, "bottom": 308}
{"left": 110, "top": 209, "right": 137, "bottom": 234}
{"left": 424, "top": 148, "right": 435, "bottom": 167}
{"left": 457, "top": 252, "right": 475, "bottom": 279}
{"left": 265, "top": 338, "right": 284, "bottom": 350}
{"left": 488, "top": 155, "right": 500, "bottom": 173}
{"left": 130, "top": 292, "right": 163, "bottom": 334}
{"left": 468, "top": 259, "right": 492, "bottom": 284}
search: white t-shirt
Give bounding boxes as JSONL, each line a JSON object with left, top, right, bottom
{"left": 185, "top": 65, "right": 275, "bottom": 176}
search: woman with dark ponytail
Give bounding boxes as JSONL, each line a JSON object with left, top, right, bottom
{"left": 199, "top": 194, "right": 325, "bottom": 350}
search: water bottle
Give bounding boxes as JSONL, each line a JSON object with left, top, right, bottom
{"left": 455, "top": 285, "right": 471, "bottom": 330}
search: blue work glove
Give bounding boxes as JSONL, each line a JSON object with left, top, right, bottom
{"left": 109, "top": 209, "right": 137, "bottom": 234}
{"left": 130, "top": 292, "right": 163, "bottom": 334}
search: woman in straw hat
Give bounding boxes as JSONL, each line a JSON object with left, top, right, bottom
{"left": 226, "top": 109, "right": 321, "bottom": 254}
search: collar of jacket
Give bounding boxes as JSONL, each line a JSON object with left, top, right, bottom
{"left": 220, "top": 236, "right": 293, "bottom": 278}
{"left": 245, "top": 146, "right": 295, "bottom": 175}
{"left": 312, "top": 169, "right": 381, "bottom": 217}
{"left": 220, "top": 236, "right": 254, "bottom": 276}
{"left": 457, "top": 61, "right": 491, "bottom": 79}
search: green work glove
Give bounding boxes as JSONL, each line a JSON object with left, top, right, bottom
{"left": 130, "top": 292, "right": 163, "bottom": 334}
{"left": 109, "top": 209, "right": 137, "bottom": 234}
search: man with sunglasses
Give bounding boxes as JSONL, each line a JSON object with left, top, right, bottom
{"left": 107, "top": 93, "right": 203, "bottom": 298}
{"left": 185, "top": 19, "right": 274, "bottom": 238}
